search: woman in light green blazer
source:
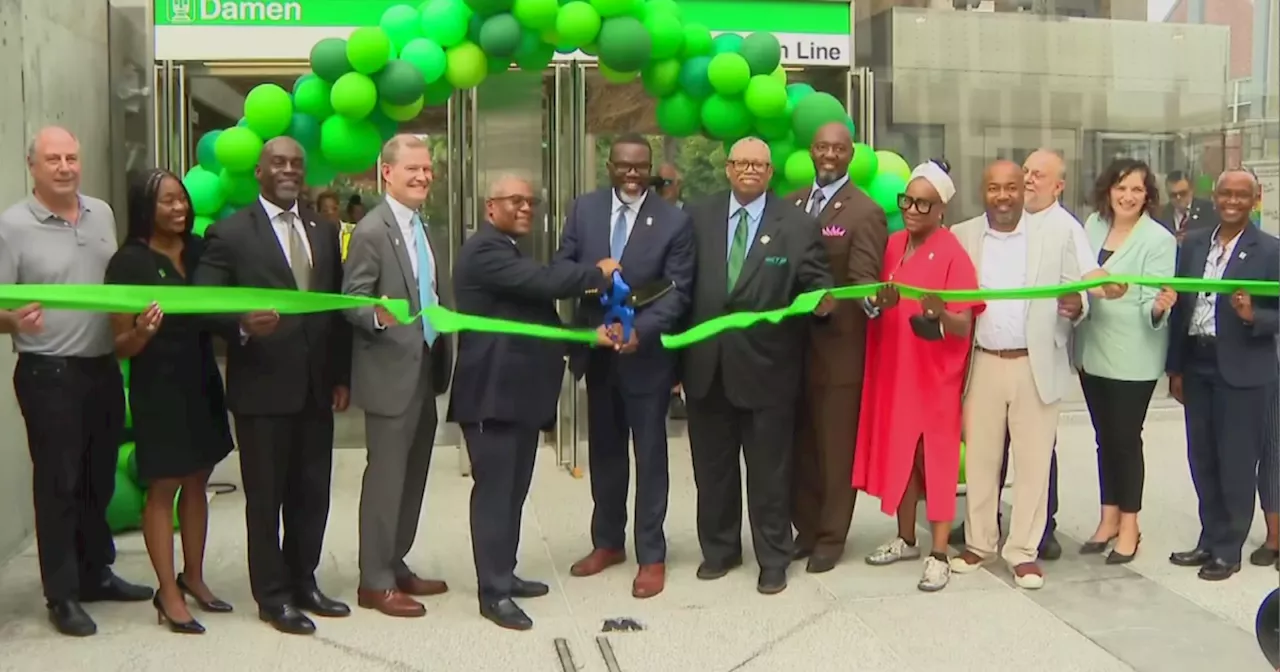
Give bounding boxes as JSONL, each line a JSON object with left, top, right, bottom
{"left": 1074, "top": 159, "right": 1178, "bottom": 564}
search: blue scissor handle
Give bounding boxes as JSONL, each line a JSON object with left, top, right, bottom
{"left": 600, "top": 270, "right": 634, "bottom": 344}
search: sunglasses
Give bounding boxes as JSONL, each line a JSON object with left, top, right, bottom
{"left": 897, "top": 194, "right": 937, "bottom": 214}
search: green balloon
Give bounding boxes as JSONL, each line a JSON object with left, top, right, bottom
{"left": 886, "top": 211, "right": 905, "bottom": 234}
{"left": 656, "top": 92, "right": 700, "bottom": 136}
{"left": 348, "top": 27, "right": 393, "bottom": 74}
{"left": 744, "top": 74, "right": 787, "bottom": 119}
{"left": 739, "top": 32, "right": 782, "bottom": 75}
{"left": 310, "top": 38, "right": 353, "bottom": 82}
{"left": 681, "top": 23, "right": 713, "bottom": 58}
{"left": 423, "top": 76, "right": 457, "bottom": 105}
{"left": 712, "top": 33, "right": 743, "bottom": 54}
{"left": 755, "top": 115, "right": 791, "bottom": 140}
{"left": 866, "top": 171, "right": 908, "bottom": 214}
{"left": 589, "top": 0, "right": 635, "bottom": 18}
{"left": 305, "top": 153, "right": 338, "bottom": 187}
{"left": 514, "top": 31, "right": 556, "bottom": 70}
{"left": 401, "top": 38, "right": 448, "bottom": 83}
{"left": 791, "top": 92, "right": 846, "bottom": 146}
{"left": 783, "top": 150, "right": 815, "bottom": 185}
{"left": 479, "top": 13, "right": 523, "bottom": 57}
{"left": 556, "top": 1, "right": 602, "bottom": 47}
{"left": 217, "top": 205, "right": 236, "bottom": 220}
{"left": 767, "top": 137, "right": 796, "bottom": 167}
{"left": 467, "top": 0, "right": 514, "bottom": 15}
{"left": 381, "top": 96, "right": 425, "bottom": 122}
{"left": 786, "top": 82, "right": 815, "bottom": 106}
{"left": 376, "top": 59, "right": 427, "bottom": 105}
{"left": 678, "top": 55, "right": 713, "bottom": 99}
{"left": 421, "top": 0, "right": 473, "bottom": 47}
{"left": 219, "top": 169, "right": 259, "bottom": 206}
{"left": 596, "top": 17, "right": 650, "bottom": 72}
{"left": 643, "top": 0, "right": 680, "bottom": 19}
{"left": 488, "top": 55, "right": 512, "bottom": 74}
{"left": 380, "top": 4, "right": 423, "bottom": 49}
{"left": 213, "top": 127, "right": 263, "bottom": 173}
{"left": 331, "top": 72, "right": 379, "bottom": 119}
{"left": 707, "top": 52, "right": 750, "bottom": 96}
{"left": 293, "top": 76, "right": 335, "bottom": 119}
{"left": 106, "top": 470, "right": 144, "bottom": 534}
{"left": 850, "top": 143, "right": 879, "bottom": 186}
{"left": 512, "top": 0, "right": 559, "bottom": 30}
{"left": 195, "top": 130, "right": 223, "bottom": 173}
{"left": 643, "top": 10, "right": 683, "bottom": 60}
{"left": 182, "top": 167, "right": 224, "bottom": 217}
{"left": 369, "top": 108, "right": 400, "bottom": 142}
{"left": 193, "top": 216, "right": 214, "bottom": 237}
{"left": 875, "top": 150, "right": 912, "bottom": 182}
{"left": 243, "top": 84, "right": 294, "bottom": 139}
{"left": 321, "top": 116, "right": 382, "bottom": 172}
{"left": 445, "top": 41, "right": 489, "bottom": 89}
{"left": 641, "top": 58, "right": 682, "bottom": 97}
{"left": 286, "top": 113, "right": 323, "bottom": 151}
{"left": 700, "top": 94, "right": 752, "bottom": 141}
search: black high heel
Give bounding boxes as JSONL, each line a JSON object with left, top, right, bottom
{"left": 177, "top": 573, "right": 233, "bottom": 613}
{"left": 1080, "top": 534, "right": 1118, "bottom": 555}
{"left": 153, "top": 594, "right": 205, "bottom": 634}
{"left": 1106, "top": 535, "right": 1142, "bottom": 565}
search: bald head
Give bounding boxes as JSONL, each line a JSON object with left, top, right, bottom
{"left": 1213, "top": 169, "right": 1260, "bottom": 226}
{"left": 257, "top": 136, "right": 305, "bottom": 206}
{"left": 983, "top": 159, "right": 1025, "bottom": 230}
{"left": 726, "top": 137, "right": 772, "bottom": 200}
{"left": 1023, "top": 148, "right": 1066, "bottom": 213}
{"left": 27, "top": 126, "right": 82, "bottom": 201}
{"left": 486, "top": 174, "right": 537, "bottom": 235}
{"left": 811, "top": 122, "right": 853, "bottom": 186}
{"left": 983, "top": 159, "right": 1022, "bottom": 184}
{"left": 487, "top": 174, "right": 531, "bottom": 199}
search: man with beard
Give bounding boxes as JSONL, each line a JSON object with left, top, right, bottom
{"left": 195, "top": 137, "right": 352, "bottom": 634}
{"left": 947, "top": 160, "right": 1088, "bottom": 590}
{"left": 558, "top": 135, "right": 694, "bottom": 599}
{"left": 786, "top": 122, "right": 887, "bottom": 573}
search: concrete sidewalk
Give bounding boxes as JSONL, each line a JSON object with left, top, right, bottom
{"left": 0, "top": 410, "right": 1274, "bottom": 672}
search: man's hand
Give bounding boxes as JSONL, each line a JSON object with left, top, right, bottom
{"left": 240, "top": 310, "right": 280, "bottom": 337}
{"left": 1152, "top": 286, "right": 1178, "bottom": 318}
{"left": 1167, "top": 373, "right": 1184, "bottom": 405}
{"left": 8, "top": 302, "right": 44, "bottom": 335}
{"left": 1231, "top": 289, "right": 1255, "bottom": 323}
{"left": 333, "top": 385, "right": 350, "bottom": 412}
{"left": 606, "top": 323, "right": 639, "bottom": 353}
{"left": 1057, "top": 292, "right": 1084, "bottom": 320}
{"left": 871, "top": 285, "right": 900, "bottom": 310}
{"left": 813, "top": 293, "right": 835, "bottom": 316}
{"left": 134, "top": 302, "right": 164, "bottom": 337}
{"left": 597, "top": 258, "right": 621, "bottom": 277}
{"left": 919, "top": 293, "right": 945, "bottom": 320}
{"left": 594, "top": 324, "right": 617, "bottom": 347}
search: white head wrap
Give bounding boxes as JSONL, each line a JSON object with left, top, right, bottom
{"left": 909, "top": 161, "right": 956, "bottom": 204}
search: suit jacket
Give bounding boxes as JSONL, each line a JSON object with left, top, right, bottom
{"left": 1158, "top": 198, "right": 1219, "bottom": 237}
{"left": 1074, "top": 212, "right": 1177, "bottom": 382}
{"left": 787, "top": 181, "right": 887, "bottom": 388}
{"left": 681, "top": 191, "right": 833, "bottom": 409}
{"left": 446, "top": 221, "right": 609, "bottom": 428}
{"left": 341, "top": 202, "right": 452, "bottom": 417}
{"left": 193, "top": 200, "right": 351, "bottom": 416}
{"left": 1166, "top": 224, "right": 1280, "bottom": 388}
{"left": 952, "top": 213, "right": 1088, "bottom": 405}
{"left": 556, "top": 188, "right": 695, "bottom": 394}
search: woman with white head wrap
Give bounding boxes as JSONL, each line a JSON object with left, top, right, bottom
{"left": 852, "top": 159, "right": 985, "bottom": 592}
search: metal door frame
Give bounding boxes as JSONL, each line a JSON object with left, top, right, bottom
{"left": 849, "top": 66, "right": 874, "bottom": 146}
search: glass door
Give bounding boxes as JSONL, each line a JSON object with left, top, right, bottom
{"left": 153, "top": 62, "right": 189, "bottom": 175}
{"left": 849, "top": 66, "right": 874, "bottom": 146}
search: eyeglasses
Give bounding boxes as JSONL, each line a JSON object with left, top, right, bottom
{"left": 490, "top": 195, "right": 542, "bottom": 209}
{"left": 728, "top": 159, "right": 770, "bottom": 173}
{"left": 897, "top": 194, "right": 937, "bottom": 214}
{"left": 609, "top": 161, "right": 651, "bottom": 175}
{"left": 1170, "top": 189, "right": 1191, "bottom": 199}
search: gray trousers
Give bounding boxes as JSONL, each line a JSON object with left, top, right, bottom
{"left": 358, "top": 358, "right": 438, "bottom": 590}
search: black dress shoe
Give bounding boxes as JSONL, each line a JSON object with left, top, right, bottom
{"left": 757, "top": 568, "right": 787, "bottom": 595}
{"left": 1250, "top": 545, "right": 1280, "bottom": 567}
{"left": 805, "top": 554, "right": 838, "bottom": 574}
{"left": 480, "top": 598, "right": 533, "bottom": 631}
{"left": 294, "top": 588, "right": 351, "bottom": 618}
{"left": 1079, "top": 536, "right": 1116, "bottom": 555}
{"left": 1169, "top": 548, "right": 1212, "bottom": 567}
{"left": 153, "top": 594, "right": 205, "bottom": 635}
{"left": 947, "top": 524, "right": 967, "bottom": 547}
{"left": 1038, "top": 533, "right": 1062, "bottom": 561}
{"left": 696, "top": 557, "right": 742, "bottom": 581}
{"left": 1197, "top": 559, "right": 1241, "bottom": 581}
{"left": 47, "top": 600, "right": 96, "bottom": 637}
{"left": 177, "top": 573, "right": 233, "bottom": 613}
{"left": 258, "top": 604, "right": 316, "bottom": 635}
{"left": 512, "top": 577, "right": 549, "bottom": 599}
{"left": 80, "top": 573, "right": 154, "bottom": 603}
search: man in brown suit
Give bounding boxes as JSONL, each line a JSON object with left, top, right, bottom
{"left": 787, "top": 122, "right": 888, "bottom": 573}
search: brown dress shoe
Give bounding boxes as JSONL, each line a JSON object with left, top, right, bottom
{"left": 632, "top": 564, "right": 665, "bottom": 599}
{"left": 570, "top": 549, "right": 626, "bottom": 577}
{"left": 356, "top": 589, "right": 426, "bottom": 618}
{"left": 396, "top": 573, "right": 449, "bottom": 597}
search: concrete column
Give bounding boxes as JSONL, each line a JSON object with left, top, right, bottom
{"left": 1186, "top": 0, "right": 1205, "bottom": 24}
{"left": 1253, "top": 0, "right": 1274, "bottom": 115}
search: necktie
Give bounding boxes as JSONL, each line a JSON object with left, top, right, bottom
{"left": 412, "top": 214, "right": 438, "bottom": 346}
{"left": 283, "top": 213, "right": 310, "bottom": 291}
{"left": 727, "top": 208, "right": 749, "bottom": 291}
{"left": 808, "top": 189, "right": 826, "bottom": 216}
{"left": 610, "top": 206, "right": 629, "bottom": 260}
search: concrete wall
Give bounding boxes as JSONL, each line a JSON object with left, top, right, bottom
{"left": 0, "top": 0, "right": 112, "bottom": 562}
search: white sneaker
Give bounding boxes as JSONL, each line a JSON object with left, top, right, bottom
{"left": 866, "top": 537, "right": 922, "bottom": 566}
{"left": 918, "top": 556, "right": 951, "bottom": 592}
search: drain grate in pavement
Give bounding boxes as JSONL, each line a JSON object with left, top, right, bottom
{"left": 600, "top": 617, "right": 645, "bottom": 632}
{"left": 553, "top": 637, "right": 578, "bottom": 672}
{"left": 596, "top": 636, "right": 623, "bottom": 672}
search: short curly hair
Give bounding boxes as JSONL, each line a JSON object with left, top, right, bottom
{"left": 1092, "top": 158, "right": 1159, "bottom": 221}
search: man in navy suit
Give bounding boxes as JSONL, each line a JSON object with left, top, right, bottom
{"left": 1166, "top": 168, "right": 1279, "bottom": 581}
{"left": 558, "top": 135, "right": 695, "bottom": 599}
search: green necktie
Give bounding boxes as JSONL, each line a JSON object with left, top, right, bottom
{"left": 727, "top": 207, "right": 749, "bottom": 291}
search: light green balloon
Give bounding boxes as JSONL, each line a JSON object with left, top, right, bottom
{"left": 850, "top": 143, "right": 879, "bottom": 186}
{"left": 380, "top": 4, "right": 423, "bottom": 49}
{"left": 381, "top": 96, "right": 425, "bottom": 122}
{"left": 743, "top": 74, "right": 787, "bottom": 119}
{"left": 875, "top": 149, "right": 912, "bottom": 182}
{"left": 589, "top": 0, "right": 635, "bottom": 18}
{"left": 783, "top": 150, "right": 816, "bottom": 186}
{"left": 347, "top": 27, "right": 393, "bottom": 74}
{"left": 706, "top": 52, "right": 750, "bottom": 96}
{"left": 770, "top": 64, "right": 787, "bottom": 84}
{"left": 182, "top": 167, "right": 224, "bottom": 217}
{"left": 444, "top": 41, "right": 489, "bottom": 89}
{"left": 293, "top": 77, "right": 334, "bottom": 119}
{"left": 212, "top": 127, "right": 263, "bottom": 173}
{"left": 243, "top": 84, "right": 294, "bottom": 139}
{"left": 641, "top": 58, "right": 682, "bottom": 97}
{"left": 598, "top": 63, "right": 636, "bottom": 83}
{"left": 400, "top": 38, "right": 448, "bottom": 83}
{"left": 320, "top": 115, "right": 382, "bottom": 173}
{"left": 219, "top": 169, "right": 259, "bottom": 206}
{"left": 680, "top": 23, "right": 713, "bottom": 58}
{"left": 512, "top": 0, "right": 559, "bottom": 30}
{"left": 556, "top": 1, "right": 602, "bottom": 47}
{"left": 421, "top": 0, "right": 473, "bottom": 48}
{"left": 331, "top": 72, "right": 379, "bottom": 119}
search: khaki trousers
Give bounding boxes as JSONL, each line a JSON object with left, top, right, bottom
{"left": 962, "top": 352, "right": 1060, "bottom": 567}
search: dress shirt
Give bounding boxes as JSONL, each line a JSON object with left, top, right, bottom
{"left": 610, "top": 189, "right": 648, "bottom": 247}
{"left": 727, "top": 191, "right": 766, "bottom": 260}
{"left": 372, "top": 196, "right": 439, "bottom": 332}
{"left": 1190, "top": 227, "right": 1244, "bottom": 337}
{"left": 258, "top": 196, "right": 313, "bottom": 267}
{"left": 806, "top": 174, "right": 849, "bottom": 216}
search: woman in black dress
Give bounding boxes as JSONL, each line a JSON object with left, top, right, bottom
{"left": 105, "top": 169, "right": 234, "bottom": 634}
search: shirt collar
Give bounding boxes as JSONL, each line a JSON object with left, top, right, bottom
{"left": 26, "top": 193, "right": 89, "bottom": 224}
{"left": 983, "top": 211, "right": 1027, "bottom": 238}
{"left": 1209, "top": 225, "right": 1244, "bottom": 249}
{"left": 258, "top": 196, "right": 299, "bottom": 222}
{"left": 809, "top": 174, "right": 849, "bottom": 203}
{"left": 730, "top": 191, "right": 767, "bottom": 220}
{"left": 611, "top": 189, "right": 647, "bottom": 214}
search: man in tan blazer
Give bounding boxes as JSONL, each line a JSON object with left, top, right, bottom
{"left": 787, "top": 123, "right": 888, "bottom": 573}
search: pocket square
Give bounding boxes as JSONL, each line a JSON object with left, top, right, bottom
{"left": 821, "top": 225, "right": 846, "bottom": 237}
{"left": 765, "top": 256, "right": 788, "bottom": 266}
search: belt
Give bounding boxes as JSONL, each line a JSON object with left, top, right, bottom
{"left": 977, "top": 347, "right": 1029, "bottom": 359}
{"left": 18, "top": 353, "right": 115, "bottom": 366}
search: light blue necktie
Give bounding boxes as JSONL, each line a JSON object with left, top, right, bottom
{"left": 610, "top": 206, "right": 629, "bottom": 260}
{"left": 411, "top": 214, "right": 437, "bottom": 346}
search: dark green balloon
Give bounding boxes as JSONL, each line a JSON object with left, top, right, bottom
{"left": 791, "top": 92, "right": 847, "bottom": 146}
{"left": 739, "top": 32, "right": 782, "bottom": 75}
{"left": 286, "top": 113, "right": 322, "bottom": 151}
{"left": 596, "top": 16, "right": 651, "bottom": 73}
{"left": 375, "top": 59, "right": 427, "bottom": 105}
{"left": 368, "top": 108, "right": 400, "bottom": 142}
{"left": 678, "top": 55, "right": 713, "bottom": 99}
{"left": 310, "top": 38, "right": 353, "bottom": 83}
{"left": 479, "top": 13, "right": 523, "bottom": 57}
{"left": 423, "top": 77, "right": 456, "bottom": 106}
{"left": 467, "top": 0, "right": 514, "bottom": 16}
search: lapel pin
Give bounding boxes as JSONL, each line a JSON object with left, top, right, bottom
{"left": 1239, "top": 251, "right": 1247, "bottom": 260}
{"left": 928, "top": 252, "right": 935, "bottom": 260}
{"left": 760, "top": 235, "right": 771, "bottom": 245}
{"left": 794, "top": 199, "right": 803, "bottom": 207}
{"left": 645, "top": 216, "right": 652, "bottom": 227}
{"left": 833, "top": 201, "right": 842, "bottom": 211}
{"left": 393, "top": 239, "right": 400, "bottom": 246}
{"left": 308, "top": 220, "right": 316, "bottom": 228}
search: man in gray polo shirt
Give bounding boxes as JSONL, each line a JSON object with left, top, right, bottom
{"left": 0, "top": 126, "right": 153, "bottom": 637}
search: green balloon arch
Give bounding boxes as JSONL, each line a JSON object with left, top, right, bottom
{"left": 181, "top": 0, "right": 914, "bottom": 233}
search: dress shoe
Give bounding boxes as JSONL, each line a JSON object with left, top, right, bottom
{"left": 1249, "top": 545, "right": 1280, "bottom": 567}
{"left": 396, "top": 572, "right": 449, "bottom": 597}
{"left": 668, "top": 394, "right": 687, "bottom": 420}
{"left": 805, "top": 553, "right": 838, "bottom": 574}
{"left": 1197, "top": 559, "right": 1240, "bottom": 581}
{"left": 47, "top": 600, "right": 96, "bottom": 637}
{"left": 357, "top": 589, "right": 425, "bottom": 618}
{"left": 480, "top": 598, "right": 533, "bottom": 631}
{"left": 1038, "top": 533, "right": 1062, "bottom": 561}
{"left": 294, "top": 588, "right": 351, "bottom": 618}
{"left": 258, "top": 604, "right": 316, "bottom": 635}
{"left": 632, "top": 564, "right": 665, "bottom": 598}
{"left": 1079, "top": 535, "right": 1116, "bottom": 555}
{"left": 1169, "top": 548, "right": 1212, "bottom": 567}
{"left": 80, "top": 573, "right": 154, "bottom": 603}
{"left": 757, "top": 568, "right": 787, "bottom": 595}
{"left": 176, "top": 573, "right": 233, "bottom": 613}
{"left": 791, "top": 546, "right": 813, "bottom": 562}
{"left": 696, "top": 557, "right": 742, "bottom": 581}
{"left": 512, "top": 577, "right": 550, "bottom": 599}
{"left": 1106, "top": 535, "right": 1142, "bottom": 565}
{"left": 153, "top": 594, "right": 205, "bottom": 634}
{"left": 570, "top": 548, "right": 626, "bottom": 577}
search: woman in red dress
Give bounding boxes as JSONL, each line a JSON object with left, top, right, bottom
{"left": 852, "top": 160, "right": 984, "bottom": 592}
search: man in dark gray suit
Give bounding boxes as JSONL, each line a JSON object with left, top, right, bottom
{"left": 342, "top": 134, "right": 453, "bottom": 617}
{"left": 682, "top": 137, "right": 834, "bottom": 595}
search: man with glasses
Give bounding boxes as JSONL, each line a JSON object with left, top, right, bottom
{"left": 683, "top": 137, "right": 834, "bottom": 595}
{"left": 1159, "top": 170, "right": 1218, "bottom": 243}
{"left": 559, "top": 134, "right": 695, "bottom": 599}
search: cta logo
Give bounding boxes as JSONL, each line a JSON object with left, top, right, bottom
{"left": 169, "top": 0, "right": 193, "bottom": 23}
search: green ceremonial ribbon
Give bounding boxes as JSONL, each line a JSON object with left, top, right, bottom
{"left": 0, "top": 276, "right": 1275, "bottom": 350}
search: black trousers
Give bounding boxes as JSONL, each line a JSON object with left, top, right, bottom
{"left": 1079, "top": 372, "right": 1158, "bottom": 513}
{"left": 13, "top": 354, "right": 124, "bottom": 603}
{"left": 233, "top": 397, "right": 334, "bottom": 608}
{"left": 1183, "top": 342, "right": 1278, "bottom": 565}
{"left": 687, "top": 374, "right": 795, "bottom": 572}
{"left": 586, "top": 376, "right": 670, "bottom": 565}
{"left": 463, "top": 421, "right": 539, "bottom": 602}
